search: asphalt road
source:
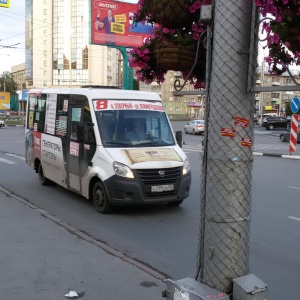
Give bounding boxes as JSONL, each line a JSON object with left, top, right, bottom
{"left": 0, "top": 125, "right": 300, "bottom": 299}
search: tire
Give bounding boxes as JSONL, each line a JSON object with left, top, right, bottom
{"left": 38, "top": 163, "right": 51, "bottom": 186}
{"left": 280, "top": 134, "right": 286, "bottom": 142}
{"left": 92, "top": 181, "right": 112, "bottom": 214}
{"left": 184, "top": 128, "right": 188, "bottom": 134}
{"left": 269, "top": 124, "right": 274, "bottom": 130}
{"left": 168, "top": 199, "right": 184, "bottom": 206}
{"left": 192, "top": 129, "right": 196, "bottom": 135}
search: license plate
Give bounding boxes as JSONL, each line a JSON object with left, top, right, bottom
{"left": 151, "top": 184, "right": 174, "bottom": 192}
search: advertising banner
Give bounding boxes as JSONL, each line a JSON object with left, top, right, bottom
{"left": 91, "top": 0, "right": 155, "bottom": 47}
{"left": 0, "top": 92, "right": 10, "bottom": 110}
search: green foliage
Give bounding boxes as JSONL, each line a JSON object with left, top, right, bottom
{"left": 133, "top": 78, "right": 140, "bottom": 90}
{"left": 285, "top": 101, "right": 293, "bottom": 116}
{"left": 0, "top": 71, "right": 18, "bottom": 92}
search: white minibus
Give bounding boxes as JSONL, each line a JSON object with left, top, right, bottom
{"left": 25, "top": 87, "right": 191, "bottom": 213}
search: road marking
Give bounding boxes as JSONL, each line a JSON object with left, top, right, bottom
{"left": 0, "top": 158, "right": 16, "bottom": 164}
{"left": 287, "top": 186, "right": 300, "bottom": 190}
{"left": 289, "top": 216, "right": 300, "bottom": 222}
{"left": 5, "top": 153, "right": 25, "bottom": 161}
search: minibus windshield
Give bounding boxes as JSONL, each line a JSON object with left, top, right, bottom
{"left": 95, "top": 109, "right": 175, "bottom": 147}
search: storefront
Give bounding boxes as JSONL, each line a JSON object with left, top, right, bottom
{"left": 188, "top": 102, "right": 205, "bottom": 119}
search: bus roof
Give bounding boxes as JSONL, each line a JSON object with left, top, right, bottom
{"left": 28, "top": 87, "right": 161, "bottom": 101}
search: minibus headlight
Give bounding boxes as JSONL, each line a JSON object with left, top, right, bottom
{"left": 182, "top": 159, "right": 191, "bottom": 175}
{"left": 113, "top": 162, "right": 134, "bottom": 179}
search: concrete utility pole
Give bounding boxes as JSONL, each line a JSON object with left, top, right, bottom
{"left": 196, "top": 0, "right": 257, "bottom": 293}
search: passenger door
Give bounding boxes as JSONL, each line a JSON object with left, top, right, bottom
{"left": 66, "top": 95, "right": 96, "bottom": 192}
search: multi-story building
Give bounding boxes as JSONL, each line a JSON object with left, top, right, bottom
{"left": 11, "top": 63, "right": 26, "bottom": 90}
{"left": 255, "top": 65, "right": 300, "bottom": 116}
{"left": 25, "top": 0, "right": 120, "bottom": 89}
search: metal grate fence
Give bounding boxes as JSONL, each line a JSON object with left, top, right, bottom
{"left": 195, "top": 0, "right": 258, "bottom": 294}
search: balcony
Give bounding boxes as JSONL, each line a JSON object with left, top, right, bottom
{"left": 272, "top": 81, "right": 280, "bottom": 86}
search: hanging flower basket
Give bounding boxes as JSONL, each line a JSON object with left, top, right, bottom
{"left": 153, "top": 46, "right": 196, "bottom": 72}
{"left": 149, "top": 0, "right": 197, "bottom": 28}
{"left": 271, "top": 22, "right": 300, "bottom": 54}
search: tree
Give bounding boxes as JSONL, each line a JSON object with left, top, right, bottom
{"left": 285, "top": 101, "right": 293, "bottom": 116}
{"left": 0, "top": 71, "right": 18, "bottom": 93}
{"left": 133, "top": 78, "right": 139, "bottom": 90}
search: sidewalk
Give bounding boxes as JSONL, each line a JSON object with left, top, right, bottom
{"left": 0, "top": 186, "right": 166, "bottom": 300}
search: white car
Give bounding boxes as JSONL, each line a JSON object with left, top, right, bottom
{"left": 0, "top": 120, "right": 5, "bottom": 128}
{"left": 184, "top": 120, "right": 205, "bottom": 135}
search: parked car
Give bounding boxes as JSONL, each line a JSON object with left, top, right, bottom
{"left": 184, "top": 120, "right": 205, "bottom": 135}
{"left": 279, "top": 125, "right": 300, "bottom": 142}
{"left": 286, "top": 115, "right": 292, "bottom": 121}
{"left": 9, "top": 111, "right": 19, "bottom": 115}
{"left": 0, "top": 120, "right": 5, "bottom": 128}
{"left": 262, "top": 117, "right": 290, "bottom": 130}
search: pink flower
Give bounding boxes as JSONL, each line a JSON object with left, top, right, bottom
{"left": 272, "top": 33, "right": 280, "bottom": 44}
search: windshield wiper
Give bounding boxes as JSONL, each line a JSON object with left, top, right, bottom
{"left": 105, "top": 141, "right": 131, "bottom": 146}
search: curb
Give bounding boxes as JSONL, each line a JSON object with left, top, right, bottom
{"left": 253, "top": 152, "right": 300, "bottom": 160}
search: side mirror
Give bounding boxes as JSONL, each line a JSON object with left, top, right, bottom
{"left": 175, "top": 131, "right": 183, "bottom": 148}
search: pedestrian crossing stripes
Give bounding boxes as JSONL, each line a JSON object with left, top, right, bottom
{"left": 0, "top": 153, "right": 26, "bottom": 165}
{"left": 0, "top": 158, "right": 16, "bottom": 164}
{"left": 182, "top": 144, "right": 202, "bottom": 153}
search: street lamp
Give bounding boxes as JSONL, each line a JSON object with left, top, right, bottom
{"left": 174, "top": 72, "right": 185, "bottom": 91}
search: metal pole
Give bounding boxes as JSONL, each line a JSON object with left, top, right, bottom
{"left": 112, "top": 46, "right": 133, "bottom": 90}
{"left": 196, "top": 0, "right": 256, "bottom": 293}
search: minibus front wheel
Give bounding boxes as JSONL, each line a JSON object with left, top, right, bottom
{"left": 92, "top": 181, "right": 112, "bottom": 214}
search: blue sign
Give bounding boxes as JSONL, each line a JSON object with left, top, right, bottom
{"left": 291, "top": 97, "right": 300, "bottom": 113}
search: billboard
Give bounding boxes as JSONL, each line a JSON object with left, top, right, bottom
{"left": 91, "top": 0, "right": 155, "bottom": 47}
{"left": 0, "top": 92, "right": 11, "bottom": 110}
{"left": 0, "top": 0, "right": 10, "bottom": 8}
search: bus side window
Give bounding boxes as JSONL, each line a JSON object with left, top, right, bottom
{"left": 55, "top": 95, "right": 69, "bottom": 137}
{"left": 84, "top": 104, "right": 96, "bottom": 144}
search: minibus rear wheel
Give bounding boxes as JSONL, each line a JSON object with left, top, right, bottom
{"left": 38, "top": 163, "right": 51, "bottom": 186}
{"left": 93, "top": 181, "right": 112, "bottom": 214}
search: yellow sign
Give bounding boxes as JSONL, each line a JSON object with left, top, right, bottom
{"left": 0, "top": 92, "right": 10, "bottom": 110}
{"left": 111, "top": 22, "right": 125, "bottom": 34}
{"left": 114, "top": 14, "right": 126, "bottom": 23}
{"left": 265, "top": 106, "right": 273, "bottom": 111}
{"left": 123, "top": 148, "right": 182, "bottom": 164}
{"left": 0, "top": 0, "right": 10, "bottom": 8}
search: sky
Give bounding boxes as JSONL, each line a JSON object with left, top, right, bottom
{"left": 0, "top": 1, "right": 25, "bottom": 74}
